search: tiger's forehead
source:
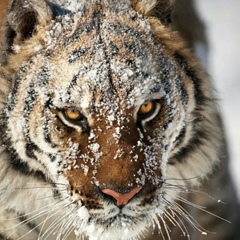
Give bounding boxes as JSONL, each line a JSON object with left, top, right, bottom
{"left": 40, "top": 0, "right": 164, "bottom": 110}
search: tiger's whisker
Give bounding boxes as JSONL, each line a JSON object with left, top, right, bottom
{"left": 175, "top": 195, "right": 231, "bottom": 223}
{"left": 162, "top": 207, "right": 189, "bottom": 238}
{"left": 38, "top": 201, "right": 70, "bottom": 239}
{"left": 4, "top": 199, "right": 68, "bottom": 240}
{"left": 163, "top": 197, "right": 211, "bottom": 234}
{"left": 60, "top": 210, "right": 78, "bottom": 240}
{"left": 39, "top": 205, "right": 77, "bottom": 240}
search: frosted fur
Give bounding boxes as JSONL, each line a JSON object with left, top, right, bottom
{"left": 0, "top": 0, "right": 237, "bottom": 240}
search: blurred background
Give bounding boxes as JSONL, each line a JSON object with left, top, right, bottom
{"left": 195, "top": 0, "right": 240, "bottom": 199}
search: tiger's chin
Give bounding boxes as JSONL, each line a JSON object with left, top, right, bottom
{"left": 79, "top": 215, "right": 149, "bottom": 240}
{"left": 75, "top": 205, "right": 155, "bottom": 240}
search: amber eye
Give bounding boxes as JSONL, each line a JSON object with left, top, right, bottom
{"left": 64, "top": 109, "right": 81, "bottom": 120}
{"left": 139, "top": 101, "right": 155, "bottom": 115}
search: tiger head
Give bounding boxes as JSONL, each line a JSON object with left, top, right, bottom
{"left": 1, "top": 0, "right": 222, "bottom": 239}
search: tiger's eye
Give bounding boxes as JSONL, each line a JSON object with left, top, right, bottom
{"left": 64, "top": 109, "right": 81, "bottom": 120}
{"left": 139, "top": 101, "right": 155, "bottom": 115}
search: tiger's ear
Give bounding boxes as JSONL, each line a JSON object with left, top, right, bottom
{"left": 6, "top": 0, "right": 53, "bottom": 45}
{"left": 131, "top": 0, "right": 175, "bottom": 24}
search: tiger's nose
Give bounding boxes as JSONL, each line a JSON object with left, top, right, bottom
{"left": 102, "top": 186, "right": 142, "bottom": 206}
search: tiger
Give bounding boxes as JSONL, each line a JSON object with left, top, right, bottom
{"left": 0, "top": 0, "right": 239, "bottom": 239}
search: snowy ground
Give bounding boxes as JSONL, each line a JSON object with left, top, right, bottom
{"left": 195, "top": 0, "right": 240, "bottom": 199}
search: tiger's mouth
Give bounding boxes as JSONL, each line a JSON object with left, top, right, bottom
{"left": 72, "top": 206, "right": 151, "bottom": 240}
{"left": 85, "top": 207, "right": 150, "bottom": 235}
{"left": 93, "top": 212, "right": 140, "bottom": 227}
{"left": 85, "top": 199, "right": 155, "bottom": 229}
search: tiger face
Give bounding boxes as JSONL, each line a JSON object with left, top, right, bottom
{"left": 0, "top": 0, "right": 223, "bottom": 239}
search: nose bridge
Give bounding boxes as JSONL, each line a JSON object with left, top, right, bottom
{"left": 96, "top": 107, "right": 142, "bottom": 153}
{"left": 94, "top": 120, "right": 144, "bottom": 190}
{"left": 98, "top": 141, "right": 142, "bottom": 188}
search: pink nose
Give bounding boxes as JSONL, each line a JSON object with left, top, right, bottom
{"left": 102, "top": 186, "right": 142, "bottom": 206}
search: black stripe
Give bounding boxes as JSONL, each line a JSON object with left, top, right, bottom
{"left": 2, "top": 122, "right": 52, "bottom": 183}
{"left": 23, "top": 81, "right": 36, "bottom": 113}
{"left": 42, "top": 110, "right": 59, "bottom": 148}
{"left": 42, "top": 116, "right": 53, "bottom": 144}
{"left": 167, "top": 54, "right": 209, "bottom": 164}
{"left": 174, "top": 53, "right": 205, "bottom": 105}
{"left": 38, "top": 65, "right": 49, "bottom": 87}
{"left": 175, "top": 73, "right": 188, "bottom": 105}
{"left": 38, "top": 66, "right": 60, "bottom": 146}
{"left": 68, "top": 47, "right": 90, "bottom": 63}
{"left": 123, "top": 42, "right": 145, "bottom": 58}
{"left": 173, "top": 126, "right": 186, "bottom": 148}
{"left": 94, "top": 8, "right": 117, "bottom": 95}
{"left": 23, "top": 81, "right": 40, "bottom": 160}
{"left": 34, "top": 67, "right": 57, "bottom": 145}
{"left": 69, "top": 66, "right": 86, "bottom": 88}
{"left": 64, "top": 21, "right": 96, "bottom": 47}
{"left": 8, "top": 149, "right": 48, "bottom": 182}
{"left": 109, "top": 41, "right": 120, "bottom": 56}
{"left": 163, "top": 111, "right": 173, "bottom": 130}
{"left": 48, "top": 153, "right": 57, "bottom": 162}
{"left": 25, "top": 142, "right": 41, "bottom": 159}
{"left": 107, "top": 21, "right": 142, "bottom": 41}
{"left": 160, "top": 54, "right": 188, "bottom": 105}
{"left": 7, "top": 66, "right": 27, "bottom": 112}
{"left": 46, "top": 1, "right": 70, "bottom": 16}
{"left": 168, "top": 128, "right": 208, "bottom": 164}
{"left": 2, "top": 49, "right": 55, "bottom": 186}
{"left": 105, "top": 21, "right": 151, "bottom": 60}
{"left": 0, "top": 115, "right": 48, "bottom": 183}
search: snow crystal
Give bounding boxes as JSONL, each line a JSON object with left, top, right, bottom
{"left": 132, "top": 154, "right": 138, "bottom": 162}
{"left": 112, "top": 127, "right": 121, "bottom": 142}
{"left": 81, "top": 164, "right": 89, "bottom": 175}
{"left": 88, "top": 130, "right": 96, "bottom": 141}
{"left": 34, "top": 45, "right": 42, "bottom": 52}
{"left": 77, "top": 206, "right": 90, "bottom": 221}
{"left": 74, "top": 229, "right": 80, "bottom": 236}
{"left": 73, "top": 165, "right": 80, "bottom": 169}
{"left": 137, "top": 141, "right": 142, "bottom": 147}
{"left": 53, "top": 22, "right": 62, "bottom": 37}
{"left": 121, "top": 222, "right": 127, "bottom": 227}
{"left": 107, "top": 113, "right": 115, "bottom": 126}
{"left": 88, "top": 143, "right": 100, "bottom": 153}
{"left": 115, "top": 127, "right": 120, "bottom": 135}
{"left": 12, "top": 45, "right": 21, "bottom": 53}
{"left": 114, "top": 149, "right": 124, "bottom": 160}
{"left": 136, "top": 169, "right": 146, "bottom": 185}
